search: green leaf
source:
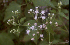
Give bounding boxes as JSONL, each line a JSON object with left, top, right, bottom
{"left": 20, "top": 17, "right": 26, "bottom": 23}
{"left": 23, "top": 20, "right": 36, "bottom": 26}
{"left": 16, "top": 0, "right": 23, "bottom": 4}
{"left": 59, "top": 0, "right": 69, "bottom": 5}
{"left": 23, "top": 35, "right": 31, "bottom": 42}
{"left": 0, "top": 33, "right": 14, "bottom": 45}
{"left": 32, "top": 0, "right": 55, "bottom": 8}
{"left": 59, "top": 12, "right": 69, "bottom": 20}
{"left": 62, "top": 9, "right": 69, "bottom": 13}
{"left": 3, "top": 1, "right": 21, "bottom": 22}
{"left": 52, "top": 40, "right": 59, "bottom": 44}
{"left": 39, "top": 40, "right": 48, "bottom": 45}
{"left": 50, "top": 9, "right": 56, "bottom": 13}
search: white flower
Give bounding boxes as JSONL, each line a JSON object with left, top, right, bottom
{"left": 26, "top": 30, "right": 30, "bottom": 35}
{"left": 52, "top": 13, "right": 54, "bottom": 16}
{"left": 48, "top": 13, "right": 50, "bottom": 15}
{"left": 42, "top": 16, "right": 46, "bottom": 20}
{"left": 60, "top": 1, "right": 62, "bottom": 5}
{"left": 17, "top": 10, "right": 18, "bottom": 11}
{"left": 28, "top": 12, "right": 30, "bottom": 13}
{"left": 30, "top": 9, "right": 32, "bottom": 11}
{"left": 49, "top": 21, "right": 52, "bottom": 24}
{"left": 34, "top": 23, "right": 37, "bottom": 26}
{"left": 41, "top": 10, "right": 45, "bottom": 14}
{"left": 40, "top": 34, "right": 43, "bottom": 38}
{"left": 31, "top": 38, "right": 34, "bottom": 40}
{"left": 36, "top": 7, "right": 38, "bottom": 8}
{"left": 33, "top": 33, "right": 35, "bottom": 36}
{"left": 28, "top": 23, "right": 30, "bottom": 25}
{"left": 8, "top": 19, "right": 10, "bottom": 22}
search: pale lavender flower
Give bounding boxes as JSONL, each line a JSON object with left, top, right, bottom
{"left": 37, "top": 32, "right": 39, "bottom": 34}
{"left": 40, "top": 34, "right": 43, "bottom": 38}
{"left": 46, "top": 22, "right": 48, "bottom": 24}
{"left": 38, "top": 25, "right": 42, "bottom": 29}
{"left": 33, "top": 33, "right": 35, "bottom": 36}
{"left": 31, "top": 38, "right": 34, "bottom": 40}
{"left": 43, "top": 24, "right": 46, "bottom": 28}
{"left": 35, "top": 10, "right": 39, "bottom": 14}
{"left": 49, "top": 21, "right": 52, "bottom": 24}
{"left": 26, "top": 30, "right": 30, "bottom": 35}
{"left": 30, "top": 26, "right": 35, "bottom": 30}
{"left": 34, "top": 23, "right": 37, "bottom": 26}
{"left": 41, "top": 10, "right": 45, "bottom": 14}
{"left": 42, "top": 16, "right": 46, "bottom": 20}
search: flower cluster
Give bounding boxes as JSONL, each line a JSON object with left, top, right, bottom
{"left": 12, "top": 10, "right": 20, "bottom": 15}
{"left": 10, "top": 29, "right": 20, "bottom": 34}
{"left": 28, "top": 7, "right": 47, "bottom": 20}
{"left": 58, "top": 1, "right": 62, "bottom": 8}
{"left": 7, "top": 16, "right": 17, "bottom": 25}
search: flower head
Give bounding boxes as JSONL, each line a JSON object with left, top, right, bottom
{"left": 31, "top": 38, "right": 34, "bottom": 40}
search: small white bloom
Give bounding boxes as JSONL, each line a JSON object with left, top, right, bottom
{"left": 40, "top": 34, "right": 43, "bottom": 38}
{"left": 28, "top": 23, "right": 30, "bottom": 25}
{"left": 37, "top": 32, "right": 39, "bottom": 34}
{"left": 8, "top": 19, "right": 10, "bottom": 22}
{"left": 42, "top": 16, "right": 46, "bottom": 20}
{"left": 41, "top": 38, "right": 43, "bottom": 41}
{"left": 60, "top": 1, "right": 62, "bottom": 5}
{"left": 31, "top": 38, "right": 34, "bottom": 40}
{"left": 28, "top": 12, "right": 30, "bottom": 13}
{"left": 34, "top": 23, "right": 37, "bottom": 26}
{"left": 52, "top": 13, "right": 54, "bottom": 16}
{"left": 41, "top": 10, "right": 45, "bottom": 14}
{"left": 49, "top": 21, "right": 52, "bottom": 24}
{"left": 36, "top": 7, "right": 38, "bottom": 8}
{"left": 17, "top": 10, "right": 18, "bottom": 11}
{"left": 30, "top": 9, "right": 32, "bottom": 11}
{"left": 48, "top": 13, "right": 50, "bottom": 15}
{"left": 55, "top": 22, "right": 58, "bottom": 24}
{"left": 33, "top": 33, "right": 35, "bottom": 36}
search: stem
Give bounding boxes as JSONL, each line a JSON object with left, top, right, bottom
{"left": 49, "top": 32, "right": 50, "bottom": 45}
